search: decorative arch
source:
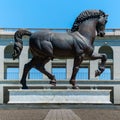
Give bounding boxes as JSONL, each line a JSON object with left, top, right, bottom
{"left": 4, "top": 44, "right": 14, "bottom": 58}
{"left": 99, "top": 45, "right": 113, "bottom": 59}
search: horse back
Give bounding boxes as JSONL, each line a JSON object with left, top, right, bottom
{"left": 30, "top": 31, "right": 74, "bottom": 49}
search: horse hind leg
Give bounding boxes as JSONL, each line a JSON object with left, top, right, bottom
{"left": 32, "top": 40, "right": 56, "bottom": 85}
{"left": 35, "top": 57, "right": 56, "bottom": 86}
{"left": 20, "top": 58, "right": 35, "bottom": 89}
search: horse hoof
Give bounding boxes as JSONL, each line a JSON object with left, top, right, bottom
{"left": 50, "top": 83, "right": 56, "bottom": 86}
{"left": 50, "top": 80, "right": 56, "bottom": 86}
{"left": 72, "top": 86, "right": 79, "bottom": 89}
{"left": 22, "top": 86, "right": 28, "bottom": 89}
{"left": 95, "top": 70, "right": 101, "bottom": 77}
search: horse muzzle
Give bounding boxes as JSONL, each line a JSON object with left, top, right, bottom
{"left": 97, "top": 31, "right": 105, "bottom": 37}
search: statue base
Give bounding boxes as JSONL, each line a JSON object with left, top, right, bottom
{"left": 8, "top": 89, "right": 111, "bottom": 104}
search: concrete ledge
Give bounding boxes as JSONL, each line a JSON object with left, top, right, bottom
{"left": 8, "top": 89, "right": 111, "bottom": 104}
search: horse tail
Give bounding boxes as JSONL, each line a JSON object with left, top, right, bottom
{"left": 12, "top": 29, "right": 32, "bottom": 60}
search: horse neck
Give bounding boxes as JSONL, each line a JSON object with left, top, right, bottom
{"left": 78, "top": 19, "right": 97, "bottom": 45}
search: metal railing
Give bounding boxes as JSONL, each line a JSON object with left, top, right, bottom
{"left": 0, "top": 28, "right": 120, "bottom": 34}
{"left": 0, "top": 28, "right": 70, "bottom": 33}
{"left": 4, "top": 72, "right": 112, "bottom": 80}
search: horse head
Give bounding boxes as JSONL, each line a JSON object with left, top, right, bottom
{"left": 71, "top": 10, "right": 108, "bottom": 38}
{"left": 96, "top": 14, "right": 108, "bottom": 37}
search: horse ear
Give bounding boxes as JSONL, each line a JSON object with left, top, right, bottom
{"left": 98, "top": 14, "right": 108, "bottom": 23}
{"left": 105, "top": 14, "right": 108, "bottom": 18}
{"left": 105, "top": 14, "right": 108, "bottom": 23}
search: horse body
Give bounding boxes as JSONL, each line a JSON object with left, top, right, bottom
{"left": 12, "top": 10, "right": 108, "bottom": 89}
{"left": 30, "top": 31, "right": 90, "bottom": 59}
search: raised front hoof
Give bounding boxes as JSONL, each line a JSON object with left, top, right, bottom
{"left": 21, "top": 86, "right": 29, "bottom": 89}
{"left": 50, "top": 80, "right": 56, "bottom": 86}
{"left": 95, "top": 70, "right": 101, "bottom": 77}
{"left": 72, "top": 86, "right": 79, "bottom": 89}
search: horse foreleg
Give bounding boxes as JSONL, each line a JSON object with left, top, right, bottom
{"left": 70, "top": 56, "right": 83, "bottom": 89}
{"left": 90, "top": 52, "right": 107, "bottom": 77}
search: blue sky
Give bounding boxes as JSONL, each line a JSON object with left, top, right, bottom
{"left": 0, "top": 0, "right": 119, "bottom": 29}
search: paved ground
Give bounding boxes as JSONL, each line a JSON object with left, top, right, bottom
{"left": 0, "top": 109, "right": 49, "bottom": 120}
{"left": 73, "top": 109, "right": 120, "bottom": 120}
{"left": 0, "top": 104, "right": 120, "bottom": 120}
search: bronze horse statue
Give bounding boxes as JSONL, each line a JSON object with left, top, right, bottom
{"left": 12, "top": 10, "right": 108, "bottom": 89}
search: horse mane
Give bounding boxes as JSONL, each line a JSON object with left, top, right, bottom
{"left": 71, "top": 10, "right": 106, "bottom": 32}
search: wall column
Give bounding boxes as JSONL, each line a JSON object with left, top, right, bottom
{"left": 66, "top": 59, "right": 74, "bottom": 80}
{"left": 19, "top": 46, "right": 28, "bottom": 79}
{"left": 113, "top": 46, "right": 120, "bottom": 80}
{"left": 0, "top": 47, "right": 4, "bottom": 80}
{"left": 44, "top": 61, "right": 52, "bottom": 79}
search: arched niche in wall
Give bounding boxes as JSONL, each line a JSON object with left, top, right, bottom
{"left": 99, "top": 45, "right": 113, "bottom": 60}
{"left": 4, "top": 44, "right": 14, "bottom": 59}
{"left": 98, "top": 45, "right": 113, "bottom": 80}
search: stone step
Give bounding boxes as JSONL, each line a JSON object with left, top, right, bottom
{"left": 8, "top": 89, "right": 111, "bottom": 104}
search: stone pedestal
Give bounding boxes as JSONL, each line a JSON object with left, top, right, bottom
{"left": 8, "top": 89, "right": 111, "bottom": 104}
{"left": 113, "top": 86, "right": 120, "bottom": 104}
